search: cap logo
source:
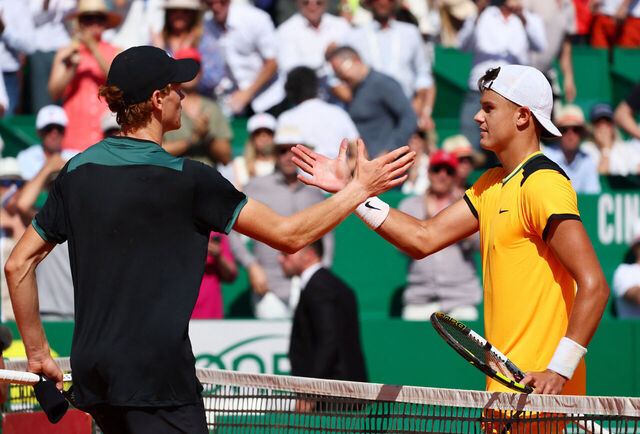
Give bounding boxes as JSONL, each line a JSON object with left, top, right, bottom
{"left": 478, "top": 67, "right": 501, "bottom": 92}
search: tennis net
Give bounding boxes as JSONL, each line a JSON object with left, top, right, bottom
{"left": 4, "top": 358, "right": 640, "bottom": 433}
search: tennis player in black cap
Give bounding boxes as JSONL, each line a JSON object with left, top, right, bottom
{"left": 5, "top": 45, "right": 414, "bottom": 432}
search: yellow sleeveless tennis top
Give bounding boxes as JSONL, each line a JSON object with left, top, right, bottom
{"left": 464, "top": 152, "right": 586, "bottom": 395}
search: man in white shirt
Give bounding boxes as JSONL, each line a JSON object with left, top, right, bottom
{"left": 200, "top": 0, "right": 284, "bottom": 115}
{"left": 521, "top": 0, "right": 577, "bottom": 103}
{"left": 0, "top": 0, "right": 36, "bottom": 114}
{"left": 277, "top": 0, "right": 351, "bottom": 101}
{"left": 345, "top": 0, "right": 436, "bottom": 131}
{"left": 457, "top": 0, "right": 546, "bottom": 149}
{"left": 613, "top": 222, "right": 640, "bottom": 317}
{"left": 26, "top": 0, "right": 76, "bottom": 113}
{"left": 277, "top": 66, "right": 359, "bottom": 159}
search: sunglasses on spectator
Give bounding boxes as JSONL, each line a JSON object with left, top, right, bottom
{"left": 79, "top": 13, "right": 107, "bottom": 25}
{"left": 0, "top": 179, "right": 26, "bottom": 188}
{"left": 429, "top": 164, "right": 456, "bottom": 176}
{"left": 42, "top": 124, "right": 65, "bottom": 134}
{"left": 559, "top": 126, "right": 585, "bottom": 135}
{"left": 202, "top": 0, "right": 230, "bottom": 6}
{"left": 168, "top": 8, "right": 196, "bottom": 14}
{"left": 301, "top": 0, "right": 325, "bottom": 6}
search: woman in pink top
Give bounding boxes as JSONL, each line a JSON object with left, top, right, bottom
{"left": 48, "top": 0, "right": 121, "bottom": 152}
{"left": 192, "top": 233, "right": 238, "bottom": 319}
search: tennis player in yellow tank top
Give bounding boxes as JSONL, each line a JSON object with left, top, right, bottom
{"left": 292, "top": 63, "right": 610, "bottom": 396}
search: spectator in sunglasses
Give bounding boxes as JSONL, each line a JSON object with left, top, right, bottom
{"left": 398, "top": 149, "right": 482, "bottom": 321}
{"left": 581, "top": 103, "right": 640, "bottom": 176}
{"left": 16, "top": 105, "right": 78, "bottom": 181}
{"left": 48, "top": 0, "right": 122, "bottom": 152}
{"left": 543, "top": 104, "right": 601, "bottom": 193}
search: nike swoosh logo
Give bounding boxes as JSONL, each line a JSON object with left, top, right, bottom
{"left": 499, "top": 209, "right": 509, "bottom": 214}
{"left": 365, "top": 201, "right": 381, "bottom": 210}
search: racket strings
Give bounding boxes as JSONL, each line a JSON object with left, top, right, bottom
{"left": 440, "top": 321, "right": 519, "bottom": 382}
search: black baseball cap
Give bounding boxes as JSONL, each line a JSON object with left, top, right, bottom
{"left": 106, "top": 45, "right": 199, "bottom": 105}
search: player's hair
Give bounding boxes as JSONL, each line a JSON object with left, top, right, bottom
{"left": 477, "top": 67, "right": 501, "bottom": 93}
{"left": 285, "top": 66, "right": 318, "bottom": 105}
{"left": 326, "top": 45, "right": 360, "bottom": 63}
{"left": 307, "top": 239, "right": 324, "bottom": 259}
{"left": 98, "top": 84, "right": 171, "bottom": 131}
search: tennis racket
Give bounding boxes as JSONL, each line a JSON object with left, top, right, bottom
{"left": 0, "top": 369, "right": 74, "bottom": 423}
{"left": 430, "top": 312, "right": 534, "bottom": 394}
{"left": 431, "top": 313, "right": 610, "bottom": 434}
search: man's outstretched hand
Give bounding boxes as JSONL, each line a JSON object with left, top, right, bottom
{"left": 292, "top": 139, "right": 352, "bottom": 193}
{"left": 292, "top": 138, "right": 415, "bottom": 196}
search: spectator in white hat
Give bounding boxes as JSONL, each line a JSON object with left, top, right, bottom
{"left": 0, "top": 158, "right": 25, "bottom": 215}
{"left": 16, "top": 105, "right": 78, "bottom": 181}
{"left": 101, "top": 112, "right": 121, "bottom": 138}
{"left": 542, "top": 104, "right": 601, "bottom": 193}
{"left": 232, "top": 113, "right": 277, "bottom": 190}
{"left": 294, "top": 64, "right": 610, "bottom": 396}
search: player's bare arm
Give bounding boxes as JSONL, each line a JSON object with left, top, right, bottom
{"left": 521, "top": 219, "right": 609, "bottom": 394}
{"left": 292, "top": 138, "right": 477, "bottom": 258}
{"left": 375, "top": 199, "right": 478, "bottom": 259}
{"left": 4, "top": 226, "right": 64, "bottom": 389}
{"left": 234, "top": 140, "right": 414, "bottom": 253}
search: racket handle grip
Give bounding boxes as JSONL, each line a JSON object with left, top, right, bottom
{"left": 33, "top": 376, "right": 69, "bottom": 423}
{"left": 523, "top": 384, "right": 535, "bottom": 394}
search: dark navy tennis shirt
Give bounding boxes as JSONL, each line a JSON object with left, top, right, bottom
{"left": 33, "top": 136, "right": 247, "bottom": 407}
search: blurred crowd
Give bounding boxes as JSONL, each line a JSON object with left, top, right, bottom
{"left": 1, "top": 0, "right": 640, "bottom": 323}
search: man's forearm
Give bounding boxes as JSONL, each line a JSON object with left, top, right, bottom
{"left": 236, "top": 181, "right": 370, "bottom": 254}
{"left": 614, "top": 102, "right": 640, "bottom": 139}
{"left": 4, "top": 226, "right": 54, "bottom": 360}
{"left": 565, "top": 277, "right": 609, "bottom": 348}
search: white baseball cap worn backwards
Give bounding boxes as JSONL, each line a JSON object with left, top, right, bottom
{"left": 479, "top": 65, "right": 562, "bottom": 138}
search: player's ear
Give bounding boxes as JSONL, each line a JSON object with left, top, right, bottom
{"left": 515, "top": 106, "right": 533, "bottom": 128}
{"left": 150, "top": 89, "right": 164, "bottom": 110}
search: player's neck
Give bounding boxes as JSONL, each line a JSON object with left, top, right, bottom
{"left": 495, "top": 136, "right": 540, "bottom": 174}
{"left": 120, "top": 123, "right": 163, "bottom": 147}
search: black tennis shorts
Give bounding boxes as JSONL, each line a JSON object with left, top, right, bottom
{"left": 83, "top": 400, "right": 208, "bottom": 434}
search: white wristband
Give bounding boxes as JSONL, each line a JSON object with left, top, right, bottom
{"left": 355, "top": 197, "right": 390, "bottom": 230}
{"left": 546, "top": 337, "right": 587, "bottom": 379}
